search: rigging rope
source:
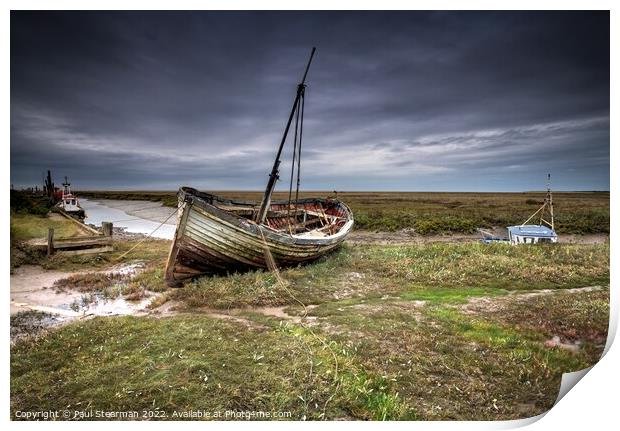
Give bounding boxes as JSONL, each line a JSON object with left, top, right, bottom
{"left": 294, "top": 87, "right": 305, "bottom": 218}
{"left": 113, "top": 207, "right": 178, "bottom": 262}
{"left": 106, "top": 217, "right": 149, "bottom": 223}
{"left": 286, "top": 86, "right": 306, "bottom": 234}
{"left": 131, "top": 205, "right": 164, "bottom": 212}
{"left": 287, "top": 89, "right": 303, "bottom": 233}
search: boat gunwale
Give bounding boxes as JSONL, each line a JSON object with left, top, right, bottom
{"left": 178, "top": 187, "right": 354, "bottom": 246}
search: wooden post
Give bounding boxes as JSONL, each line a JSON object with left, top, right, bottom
{"left": 102, "top": 222, "right": 113, "bottom": 237}
{"left": 47, "top": 228, "right": 54, "bottom": 256}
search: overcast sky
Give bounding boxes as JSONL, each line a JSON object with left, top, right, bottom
{"left": 11, "top": 11, "right": 609, "bottom": 191}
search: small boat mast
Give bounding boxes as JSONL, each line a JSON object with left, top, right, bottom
{"left": 520, "top": 173, "right": 554, "bottom": 229}
{"left": 255, "top": 47, "right": 317, "bottom": 224}
{"left": 60, "top": 176, "right": 77, "bottom": 210}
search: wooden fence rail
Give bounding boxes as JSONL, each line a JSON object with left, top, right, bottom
{"left": 47, "top": 222, "right": 114, "bottom": 256}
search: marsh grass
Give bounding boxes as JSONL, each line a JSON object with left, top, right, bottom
{"left": 123, "top": 267, "right": 169, "bottom": 300}
{"left": 172, "top": 243, "right": 609, "bottom": 310}
{"left": 53, "top": 273, "right": 129, "bottom": 292}
{"left": 11, "top": 213, "right": 84, "bottom": 241}
{"left": 12, "top": 288, "right": 606, "bottom": 420}
{"left": 10, "top": 209, "right": 172, "bottom": 272}
{"left": 9, "top": 210, "right": 610, "bottom": 421}
{"left": 461, "top": 289, "right": 610, "bottom": 356}
{"left": 297, "top": 294, "right": 602, "bottom": 419}
{"left": 41, "top": 239, "right": 171, "bottom": 271}
{"left": 11, "top": 315, "right": 406, "bottom": 420}
{"left": 10, "top": 190, "right": 52, "bottom": 216}
{"left": 45, "top": 259, "right": 172, "bottom": 302}
{"left": 10, "top": 311, "right": 58, "bottom": 342}
{"left": 10, "top": 213, "right": 90, "bottom": 270}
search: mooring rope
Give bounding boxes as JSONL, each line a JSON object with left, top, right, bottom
{"left": 106, "top": 217, "right": 148, "bottom": 223}
{"left": 113, "top": 208, "right": 178, "bottom": 262}
{"left": 126, "top": 204, "right": 168, "bottom": 213}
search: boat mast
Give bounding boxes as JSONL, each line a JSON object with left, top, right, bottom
{"left": 255, "top": 47, "right": 316, "bottom": 224}
{"left": 547, "top": 173, "right": 554, "bottom": 230}
{"left": 62, "top": 176, "right": 71, "bottom": 197}
{"left": 521, "top": 174, "right": 555, "bottom": 229}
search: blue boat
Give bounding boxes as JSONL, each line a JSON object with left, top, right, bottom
{"left": 506, "top": 224, "right": 557, "bottom": 244}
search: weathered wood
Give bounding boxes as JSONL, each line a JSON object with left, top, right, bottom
{"left": 165, "top": 203, "right": 191, "bottom": 287}
{"left": 165, "top": 188, "right": 354, "bottom": 285}
{"left": 53, "top": 234, "right": 107, "bottom": 242}
{"left": 102, "top": 222, "right": 113, "bottom": 237}
{"left": 47, "top": 228, "right": 54, "bottom": 256}
{"left": 53, "top": 237, "right": 112, "bottom": 249}
{"left": 57, "top": 245, "right": 114, "bottom": 256}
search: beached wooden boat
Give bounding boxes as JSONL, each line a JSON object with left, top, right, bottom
{"left": 164, "top": 187, "right": 353, "bottom": 285}
{"left": 164, "top": 48, "right": 354, "bottom": 286}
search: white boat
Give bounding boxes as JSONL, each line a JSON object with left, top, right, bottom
{"left": 56, "top": 176, "right": 85, "bottom": 220}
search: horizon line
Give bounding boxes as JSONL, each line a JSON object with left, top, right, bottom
{"left": 62, "top": 188, "right": 611, "bottom": 194}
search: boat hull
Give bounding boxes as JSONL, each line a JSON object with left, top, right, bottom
{"left": 164, "top": 188, "right": 354, "bottom": 286}
{"left": 55, "top": 203, "right": 86, "bottom": 221}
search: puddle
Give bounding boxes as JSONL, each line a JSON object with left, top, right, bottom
{"left": 11, "top": 264, "right": 160, "bottom": 319}
{"left": 105, "top": 262, "right": 146, "bottom": 276}
{"left": 77, "top": 293, "right": 152, "bottom": 317}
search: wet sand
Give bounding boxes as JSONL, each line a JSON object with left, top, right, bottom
{"left": 10, "top": 265, "right": 84, "bottom": 316}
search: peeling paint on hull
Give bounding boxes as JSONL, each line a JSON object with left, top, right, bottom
{"left": 164, "top": 187, "right": 354, "bottom": 286}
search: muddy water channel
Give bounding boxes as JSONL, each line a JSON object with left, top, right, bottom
{"left": 81, "top": 198, "right": 177, "bottom": 239}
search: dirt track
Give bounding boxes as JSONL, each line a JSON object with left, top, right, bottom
{"left": 347, "top": 230, "right": 608, "bottom": 245}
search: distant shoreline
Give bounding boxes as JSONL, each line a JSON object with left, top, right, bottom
{"left": 73, "top": 191, "right": 610, "bottom": 236}
{"left": 76, "top": 189, "right": 610, "bottom": 195}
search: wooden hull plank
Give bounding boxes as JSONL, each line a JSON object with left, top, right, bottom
{"left": 164, "top": 187, "right": 354, "bottom": 285}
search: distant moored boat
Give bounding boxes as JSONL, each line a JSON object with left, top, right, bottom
{"left": 507, "top": 174, "right": 558, "bottom": 245}
{"left": 56, "top": 176, "right": 85, "bottom": 220}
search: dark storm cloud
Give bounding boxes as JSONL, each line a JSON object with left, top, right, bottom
{"left": 11, "top": 11, "right": 609, "bottom": 191}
